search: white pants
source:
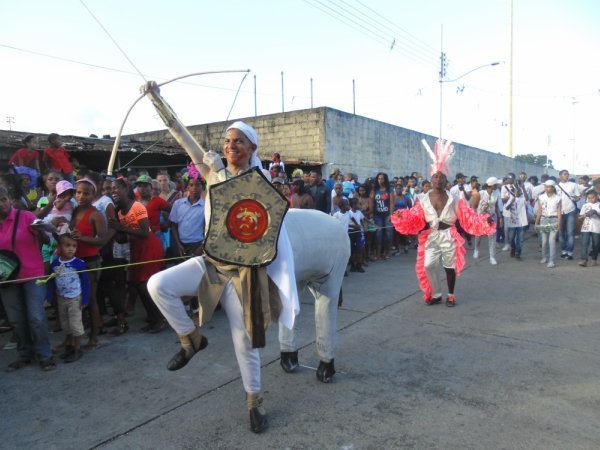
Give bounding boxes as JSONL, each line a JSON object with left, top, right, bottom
{"left": 424, "top": 229, "right": 456, "bottom": 298}
{"left": 474, "top": 233, "right": 497, "bottom": 258}
{"left": 147, "top": 257, "right": 261, "bottom": 394}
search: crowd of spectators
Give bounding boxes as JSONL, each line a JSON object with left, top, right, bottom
{"left": 1, "top": 138, "right": 599, "bottom": 372}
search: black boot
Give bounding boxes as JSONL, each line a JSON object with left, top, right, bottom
{"left": 247, "top": 393, "right": 268, "bottom": 433}
{"left": 167, "top": 328, "right": 208, "bottom": 371}
{"left": 280, "top": 351, "right": 299, "bottom": 373}
{"left": 316, "top": 359, "right": 336, "bottom": 383}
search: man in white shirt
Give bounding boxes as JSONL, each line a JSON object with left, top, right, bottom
{"left": 556, "top": 169, "right": 584, "bottom": 259}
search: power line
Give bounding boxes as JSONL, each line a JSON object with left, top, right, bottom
{"left": 0, "top": 43, "right": 240, "bottom": 93}
{"left": 354, "top": 0, "right": 438, "bottom": 56}
{"left": 328, "top": 0, "right": 439, "bottom": 64}
{"left": 344, "top": 0, "right": 439, "bottom": 59}
{"left": 303, "top": 0, "right": 438, "bottom": 71}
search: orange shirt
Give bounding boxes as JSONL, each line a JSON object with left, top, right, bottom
{"left": 118, "top": 201, "right": 147, "bottom": 231}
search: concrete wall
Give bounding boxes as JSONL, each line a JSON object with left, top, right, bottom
{"left": 321, "top": 108, "right": 557, "bottom": 181}
{"left": 126, "top": 107, "right": 557, "bottom": 182}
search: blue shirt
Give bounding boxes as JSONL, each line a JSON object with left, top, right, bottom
{"left": 169, "top": 196, "right": 206, "bottom": 244}
{"left": 47, "top": 256, "right": 90, "bottom": 305}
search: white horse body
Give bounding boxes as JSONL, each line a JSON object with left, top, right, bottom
{"left": 280, "top": 209, "right": 350, "bottom": 363}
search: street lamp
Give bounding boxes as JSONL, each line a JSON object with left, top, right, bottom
{"left": 438, "top": 59, "right": 500, "bottom": 143}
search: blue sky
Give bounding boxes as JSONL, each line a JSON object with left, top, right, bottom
{"left": 1, "top": 0, "right": 599, "bottom": 173}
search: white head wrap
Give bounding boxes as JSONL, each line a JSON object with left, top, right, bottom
{"left": 226, "top": 121, "right": 262, "bottom": 169}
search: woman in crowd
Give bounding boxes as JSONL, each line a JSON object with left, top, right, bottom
{"left": 0, "top": 186, "right": 54, "bottom": 372}
{"left": 392, "top": 181, "right": 412, "bottom": 255}
{"left": 109, "top": 178, "right": 166, "bottom": 333}
{"left": 330, "top": 182, "right": 344, "bottom": 215}
{"left": 67, "top": 178, "right": 108, "bottom": 349}
{"left": 0, "top": 173, "right": 29, "bottom": 210}
{"left": 373, "top": 172, "right": 395, "bottom": 260}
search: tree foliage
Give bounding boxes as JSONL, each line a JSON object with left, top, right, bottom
{"left": 514, "top": 153, "right": 554, "bottom": 168}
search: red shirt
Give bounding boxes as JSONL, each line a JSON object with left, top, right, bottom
{"left": 144, "top": 196, "right": 169, "bottom": 233}
{"left": 73, "top": 206, "right": 100, "bottom": 259}
{"left": 43, "top": 146, "right": 73, "bottom": 173}
{"left": 9, "top": 148, "right": 39, "bottom": 167}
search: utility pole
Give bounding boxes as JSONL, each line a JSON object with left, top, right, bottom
{"left": 6, "top": 116, "right": 15, "bottom": 130}
{"left": 508, "top": 0, "right": 514, "bottom": 157}
{"left": 439, "top": 25, "right": 446, "bottom": 142}
{"left": 281, "top": 71, "right": 285, "bottom": 113}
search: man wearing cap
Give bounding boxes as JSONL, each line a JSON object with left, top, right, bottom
{"left": 534, "top": 179, "right": 562, "bottom": 268}
{"left": 557, "top": 170, "right": 584, "bottom": 259}
{"left": 147, "top": 121, "right": 299, "bottom": 433}
{"left": 472, "top": 177, "right": 501, "bottom": 264}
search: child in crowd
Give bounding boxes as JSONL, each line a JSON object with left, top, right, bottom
{"left": 348, "top": 197, "right": 366, "bottom": 272}
{"left": 578, "top": 190, "right": 600, "bottom": 267}
{"left": 45, "top": 180, "right": 75, "bottom": 225}
{"left": 342, "top": 173, "right": 356, "bottom": 198}
{"left": 46, "top": 233, "right": 90, "bottom": 363}
{"left": 43, "top": 133, "right": 74, "bottom": 184}
{"left": 333, "top": 198, "right": 353, "bottom": 275}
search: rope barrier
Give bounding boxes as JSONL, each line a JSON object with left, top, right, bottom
{"left": 1, "top": 224, "right": 406, "bottom": 286}
{"left": 0, "top": 255, "right": 190, "bottom": 287}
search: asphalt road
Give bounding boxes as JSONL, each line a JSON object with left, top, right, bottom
{"left": 1, "top": 232, "right": 599, "bottom": 450}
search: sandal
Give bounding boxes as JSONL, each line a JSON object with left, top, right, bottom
{"left": 108, "top": 322, "right": 129, "bottom": 336}
{"left": 39, "top": 359, "right": 56, "bottom": 372}
{"left": 7, "top": 359, "right": 31, "bottom": 372}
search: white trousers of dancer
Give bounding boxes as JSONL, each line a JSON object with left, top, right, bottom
{"left": 424, "top": 229, "right": 456, "bottom": 299}
{"left": 147, "top": 256, "right": 261, "bottom": 395}
{"left": 474, "top": 232, "right": 497, "bottom": 258}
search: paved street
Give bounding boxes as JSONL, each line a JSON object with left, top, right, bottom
{"left": 1, "top": 233, "right": 600, "bottom": 450}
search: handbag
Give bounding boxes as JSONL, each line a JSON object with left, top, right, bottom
{"left": 0, "top": 210, "right": 22, "bottom": 282}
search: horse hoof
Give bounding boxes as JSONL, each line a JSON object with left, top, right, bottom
{"left": 316, "top": 359, "right": 335, "bottom": 383}
{"left": 280, "top": 351, "right": 299, "bottom": 373}
{"left": 249, "top": 406, "right": 268, "bottom": 433}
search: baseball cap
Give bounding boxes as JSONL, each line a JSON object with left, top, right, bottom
{"left": 55, "top": 180, "right": 74, "bottom": 196}
{"left": 456, "top": 172, "right": 465, "bottom": 179}
{"left": 470, "top": 175, "right": 478, "bottom": 182}
{"left": 272, "top": 177, "right": 284, "bottom": 185}
{"left": 486, "top": 176, "right": 500, "bottom": 186}
{"left": 135, "top": 174, "right": 153, "bottom": 185}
